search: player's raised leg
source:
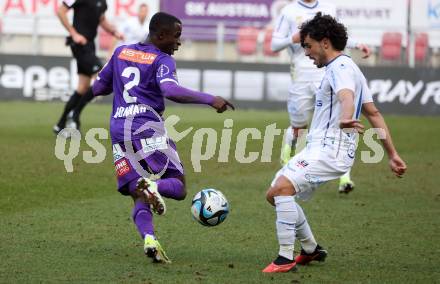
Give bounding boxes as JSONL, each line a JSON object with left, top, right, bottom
{"left": 156, "top": 177, "right": 186, "bottom": 200}
{"left": 137, "top": 177, "right": 167, "bottom": 216}
{"left": 136, "top": 176, "right": 187, "bottom": 215}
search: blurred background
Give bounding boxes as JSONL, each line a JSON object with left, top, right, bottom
{"left": 0, "top": 0, "right": 439, "bottom": 115}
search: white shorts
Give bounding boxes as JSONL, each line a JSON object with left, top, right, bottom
{"left": 287, "top": 81, "right": 320, "bottom": 127}
{"left": 271, "top": 142, "right": 355, "bottom": 200}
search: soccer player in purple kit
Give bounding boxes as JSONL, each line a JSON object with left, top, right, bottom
{"left": 92, "top": 12, "right": 234, "bottom": 263}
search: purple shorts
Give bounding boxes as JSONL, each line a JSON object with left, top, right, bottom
{"left": 112, "top": 138, "right": 184, "bottom": 196}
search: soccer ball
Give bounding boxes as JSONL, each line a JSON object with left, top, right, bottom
{"left": 191, "top": 189, "right": 229, "bottom": 226}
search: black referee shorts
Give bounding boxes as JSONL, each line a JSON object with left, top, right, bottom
{"left": 67, "top": 37, "right": 103, "bottom": 76}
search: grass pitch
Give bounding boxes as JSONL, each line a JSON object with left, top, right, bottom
{"left": 0, "top": 101, "right": 439, "bottom": 283}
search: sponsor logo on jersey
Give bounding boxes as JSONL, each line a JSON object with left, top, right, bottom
{"left": 112, "top": 144, "right": 125, "bottom": 162}
{"left": 296, "top": 159, "right": 309, "bottom": 168}
{"left": 140, "top": 136, "right": 168, "bottom": 153}
{"left": 115, "top": 158, "right": 130, "bottom": 177}
{"left": 118, "top": 48, "right": 157, "bottom": 64}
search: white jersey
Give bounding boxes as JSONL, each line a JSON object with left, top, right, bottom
{"left": 307, "top": 55, "right": 373, "bottom": 146}
{"left": 118, "top": 17, "right": 149, "bottom": 46}
{"left": 272, "top": 0, "right": 336, "bottom": 82}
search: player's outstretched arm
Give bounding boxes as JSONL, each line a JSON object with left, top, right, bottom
{"left": 211, "top": 96, "right": 235, "bottom": 113}
{"left": 161, "top": 82, "right": 234, "bottom": 113}
{"left": 362, "top": 102, "right": 407, "bottom": 177}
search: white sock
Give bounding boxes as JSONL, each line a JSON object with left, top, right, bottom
{"left": 295, "top": 203, "right": 317, "bottom": 254}
{"left": 279, "top": 245, "right": 295, "bottom": 260}
{"left": 274, "top": 196, "right": 298, "bottom": 260}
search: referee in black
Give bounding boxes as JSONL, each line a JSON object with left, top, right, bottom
{"left": 54, "top": 0, "right": 123, "bottom": 134}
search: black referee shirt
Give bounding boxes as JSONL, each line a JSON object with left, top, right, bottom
{"left": 63, "top": 0, "right": 108, "bottom": 41}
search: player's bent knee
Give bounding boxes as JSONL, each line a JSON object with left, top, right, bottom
{"left": 76, "top": 87, "right": 88, "bottom": 96}
{"left": 267, "top": 176, "right": 297, "bottom": 202}
{"left": 266, "top": 187, "right": 276, "bottom": 205}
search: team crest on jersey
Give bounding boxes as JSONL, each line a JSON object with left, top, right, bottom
{"left": 118, "top": 48, "right": 157, "bottom": 64}
{"left": 115, "top": 158, "right": 131, "bottom": 177}
{"left": 347, "top": 144, "right": 356, "bottom": 159}
{"left": 157, "top": 64, "right": 170, "bottom": 78}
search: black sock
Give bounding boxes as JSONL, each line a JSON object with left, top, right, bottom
{"left": 72, "top": 87, "right": 94, "bottom": 123}
{"left": 274, "top": 255, "right": 295, "bottom": 265}
{"left": 57, "top": 91, "right": 81, "bottom": 128}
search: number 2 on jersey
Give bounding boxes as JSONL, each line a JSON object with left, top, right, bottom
{"left": 122, "top": 67, "right": 140, "bottom": 103}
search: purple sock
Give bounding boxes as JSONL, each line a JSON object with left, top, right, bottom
{"left": 157, "top": 178, "right": 186, "bottom": 200}
{"left": 132, "top": 200, "right": 154, "bottom": 239}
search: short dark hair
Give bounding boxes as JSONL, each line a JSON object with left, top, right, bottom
{"left": 300, "top": 12, "right": 348, "bottom": 51}
{"left": 149, "top": 12, "right": 181, "bottom": 35}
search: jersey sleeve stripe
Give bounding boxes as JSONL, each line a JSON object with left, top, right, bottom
{"left": 160, "top": 78, "right": 179, "bottom": 85}
{"left": 322, "top": 89, "right": 334, "bottom": 141}
{"left": 355, "top": 90, "right": 363, "bottom": 119}
{"left": 275, "top": 15, "right": 285, "bottom": 32}
{"left": 327, "top": 89, "right": 333, "bottom": 129}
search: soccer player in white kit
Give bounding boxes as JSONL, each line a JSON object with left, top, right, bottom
{"left": 272, "top": 0, "right": 371, "bottom": 193}
{"left": 112, "top": 3, "right": 150, "bottom": 49}
{"left": 263, "top": 13, "right": 407, "bottom": 273}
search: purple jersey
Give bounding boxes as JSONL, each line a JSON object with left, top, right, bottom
{"left": 94, "top": 43, "right": 179, "bottom": 143}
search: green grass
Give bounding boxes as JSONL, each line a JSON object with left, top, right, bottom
{"left": 0, "top": 101, "right": 439, "bottom": 283}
